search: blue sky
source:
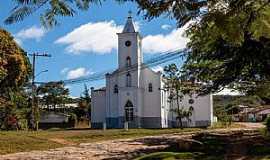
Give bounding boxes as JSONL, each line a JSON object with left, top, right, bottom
{"left": 0, "top": 1, "right": 190, "bottom": 97}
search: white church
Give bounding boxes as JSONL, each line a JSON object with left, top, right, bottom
{"left": 91, "top": 14, "right": 213, "bottom": 129}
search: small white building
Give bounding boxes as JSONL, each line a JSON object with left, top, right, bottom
{"left": 91, "top": 14, "right": 213, "bottom": 129}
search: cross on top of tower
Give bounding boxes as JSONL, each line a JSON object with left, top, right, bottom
{"left": 128, "top": 10, "right": 132, "bottom": 18}
{"left": 122, "top": 11, "right": 135, "bottom": 33}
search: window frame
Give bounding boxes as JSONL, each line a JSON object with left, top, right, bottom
{"left": 126, "top": 56, "right": 131, "bottom": 67}
{"left": 126, "top": 72, "right": 131, "bottom": 87}
{"left": 114, "top": 84, "right": 118, "bottom": 93}
{"left": 148, "top": 83, "right": 153, "bottom": 92}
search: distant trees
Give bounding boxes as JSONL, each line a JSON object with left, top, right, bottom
{"left": 75, "top": 84, "right": 91, "bottom": 122}
{"left": 37, "top": 81, "right": 69, "bottom": 111}
{"left": 213, "top": 95, "right": 265, "bottom": 125}
{"left": 163, "top": 64, "right": 197, "bottom": 129}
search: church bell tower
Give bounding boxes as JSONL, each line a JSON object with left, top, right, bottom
{"left": 117, "top": 12, "right": 143, "bottom": 69}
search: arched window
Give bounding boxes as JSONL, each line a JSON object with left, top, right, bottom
{"left": 126, "top": 72, "right": 131, "bottom": 87}
{"left": 125, "top": 100, "right": 134, "bottom": 121}
{"left": 114, "top": 84, "right": 118, "bottom": 93}
{"left": 126, "top": 56, "right": 131, "bottom": 67}
{"left": 148, "top": 83, "right": 153, "bottom": 92}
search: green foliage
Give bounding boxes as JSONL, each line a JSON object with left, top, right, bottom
{"left": 163, "top": 64, "right": 198, "bottom": 129}
{"left": 265, "top": 116, "right": 270, "bottom": 131}
{"left": 0, "top": 90, "right": 31, "bottom": 130}
{"left": 5, "top": 0, "right": 206, "bottom": 28}
{"left": 5, "top": 0, "right": 103, "bottom": 28}
{"left": 135, "top": 0, "right": 270, "bottom": 96}
{"left": 0, "top": 29, "right": 31, "bottom": 130}
{"left": 135, "top": 152, "right": 199, "bottom": 160}
{"left": 248, "top": 145, "right": 270, "bottom": 156}
{"left": 183, "top": 0, "right": 270, "bottom": 94}
{"left": 213, "top": 95, "right": 265, "bottom": 123}
{"left": 0, "top": 29, "right": 31, "bottom": 100}
{"left": 247, "top": 82, "right": 270, "bottom": 104}
{"left": 37, "top": 81, "right": 69, "bottom": 111}
{"left": 75, "top": 84, "right": 91, "bottom": 122}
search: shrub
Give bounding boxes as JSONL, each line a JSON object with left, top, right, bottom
{"left": 265, "top": 117, "right": 270, "bottom": 131}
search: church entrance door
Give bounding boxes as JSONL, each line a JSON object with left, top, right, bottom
{"left": 125, "top": 100, "right": 134, "bottom": 122}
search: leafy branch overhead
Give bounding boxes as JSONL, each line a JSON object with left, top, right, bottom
{"left": 5, "top": 0, "right": 207, "bottom": 28}
{"left": 183, "top": 0, "right": 270, "bottom": 94}
{"left": 5, "top": 0, "right": 103, "bottom": 27}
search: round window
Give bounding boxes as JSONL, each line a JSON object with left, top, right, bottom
{"left": 189, "top": 99, "right": 194, "bottom": 104}
{"left": 125, "top": 41, "right": 131, "bottom": 47}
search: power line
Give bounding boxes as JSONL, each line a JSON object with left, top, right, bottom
{"left": 29, "top": 52, "right": 51, "bottom": 130}
{"left": 36, "top": 48, "right": 188, "bottom": 85}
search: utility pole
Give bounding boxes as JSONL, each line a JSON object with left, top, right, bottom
{"left": 29, "top": 53, "right": 51, "bottom": 130}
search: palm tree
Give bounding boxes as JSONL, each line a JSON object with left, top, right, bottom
{"left": 5, "top": 0, "right": 102, "bottom": 28}
{"left": 5, "top": 0, "right": 206, "bottom": 28}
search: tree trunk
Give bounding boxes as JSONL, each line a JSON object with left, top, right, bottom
{"left": 176, "top": 90, "right": 183, "bottom": 129}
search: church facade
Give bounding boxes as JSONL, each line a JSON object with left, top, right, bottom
{"left": 91, "top": 15, "right": 213, "bottom": 129}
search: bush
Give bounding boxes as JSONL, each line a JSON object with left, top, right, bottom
{"left": 265, "top": 117, "right": 270, "bottom": 131}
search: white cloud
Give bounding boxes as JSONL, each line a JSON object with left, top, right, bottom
{"left": 152, "top": 66, "right": 163, "bottom": 72}
{"left": 161, "top": 24, "right": 172, "bottom": 30}
{"left": 134, "top": 21, "right": 141, "bottom": 31}
{"left": 65, "top": 85, "right": 72, "bottom": 89}
{"left": 67, "top": 67, "right": 93, "bottom": 79}
{"left": 55, "top": 21, "right": 123, "bottom": 54}
{"left": 16, "top": 26, "right": 47, "bottom": 41}
{"left": 142, "top": 22, "right": 191, "bottom": 54}
{"left": 61, "top": 67, "right": 69, "bottom": 75}
{"left": 14, "top": 38, "right": 22, "bottom": 46}
{"left": 55, "top": 20, "right": 191, "bottom": 54}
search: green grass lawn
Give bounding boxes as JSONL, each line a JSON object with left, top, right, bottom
{"left": 0, "top": 128, "right": 200, "bottom": 155}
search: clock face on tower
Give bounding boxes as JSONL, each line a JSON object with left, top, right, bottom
{"left": 125, "top": 40, "right": 131, "bottom": 47}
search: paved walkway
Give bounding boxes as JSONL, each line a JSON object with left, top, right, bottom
{"left": 0, "top": 124, "right": 264, "bottom": 160}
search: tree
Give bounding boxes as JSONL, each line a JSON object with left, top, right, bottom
{"left": 37, "top": 81, "right": 69, "bottom": 111}
{"left": 163, "top": 64, "right": 197, "bottom": 129}
{"left": 182, "top": 0, "right": 270, "bottom": 94}
{"left": 75, "top": 84, "right": 91, "bottom": 122}
{"left": 0, "top": 28, "right": 31, "bottom": 130}
{"left": 0, "top": 29, "right": 31, "bottom": 100}
{"left": 246, "top": 82, "right": 270, "bottom": 104}
{"left": 81, "top": 84, "right": 91, "bottom": 120}
{"left": 5, "top": 0, "right": 104, "bottom": 28}
{"left": 4, "top": 0, "right": 205, "bottom": 28}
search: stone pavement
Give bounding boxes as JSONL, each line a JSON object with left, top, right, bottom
{"left": 0, "top": 125, "right": 264, "bottom": 160}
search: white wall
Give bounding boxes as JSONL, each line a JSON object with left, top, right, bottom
{"left": 142, "top": 68, "right": 162, "bottom": 118}
{"left": 91, "top": 89, "right": 106, "bottom": 123}
{"left": 169, "top": 93, "right": 213, "bottom": 125}
{"left": 106, "top": 75, "right": 119, "bottom": 118}
{"left": 117, "top": 33, "right": 142, "bottom": 69}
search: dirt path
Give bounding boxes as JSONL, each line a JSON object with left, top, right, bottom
{"left": 236, "top": 122, "right": 265, "bottom": 129}
{"left": 0, "top": 124, "right": 264, "bottom": 160}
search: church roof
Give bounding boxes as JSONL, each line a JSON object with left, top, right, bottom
{"left": 122, "top": 12, "right": 136, "bottom": 33}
